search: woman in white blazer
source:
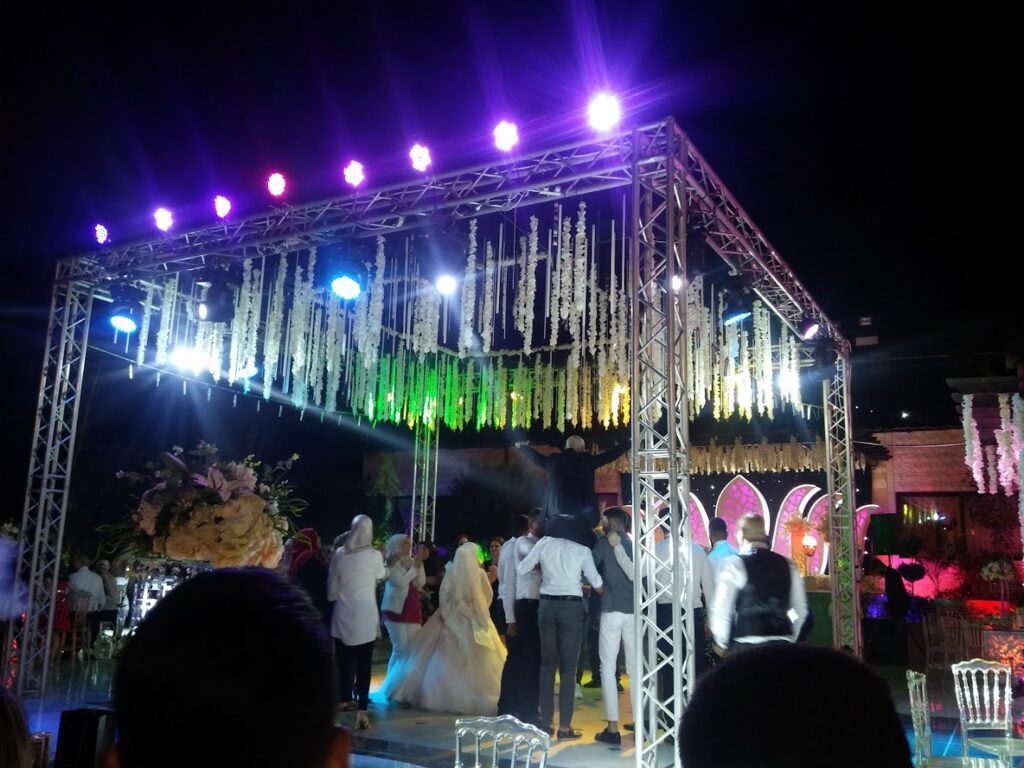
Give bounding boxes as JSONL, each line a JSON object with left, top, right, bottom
{"left": 328, "top": 515, "right": 386, "bottom": 730}
{"left": 381, "top": 534, "right": 428, "bottom": 664}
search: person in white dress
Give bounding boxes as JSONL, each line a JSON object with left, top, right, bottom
{"left": 381, "top": 534, "right": 427, "bottom": 664}
{"left": 328, "top": 515, "right": 386, "bottom": 730}
{"left": 379, "top": 541, "right": 507, "bottom": 713}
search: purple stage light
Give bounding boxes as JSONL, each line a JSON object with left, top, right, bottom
{"left": 214, "top": 195, "right": 232, "bottom": 218}
{"left": 343, "top": 161, "right": 365, "bottom": 187}
{"left": 154, "top": 208, "right": 173, "bottom": 232}
{"left": 493, "top": 120, "right": 519, "bottom": 152}
{"left": 587, "top": 93, "right": 621, "bottom": 133}
{"left": 267, "top": 172, "right": 286, "bottom": 197}
{"left": 409, "top": 144, "right": 432, "bottom": 173}
{"left": 95, "top": 224, "right": 109, "bottom": 245}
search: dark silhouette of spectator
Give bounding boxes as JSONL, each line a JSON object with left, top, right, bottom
{"left": 0, "top": 685, "right": 31, "bottom": 768}
{"left": 678, "top": 643, "right": 912, "bottom": 768}
{"left": 111, "top": 568, "right": 349, "bottom": 768}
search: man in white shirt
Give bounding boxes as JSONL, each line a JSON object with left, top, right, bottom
{"left": 68, "top": 554, "right": 106, "bottom": 645}
{"left": 517, "top": 530, "right": 603, "bottom": 739}
{"left": 497, "top": 513, "right": 528, "bottom": 718}
{"left": 707, "top": 517, "right": 739, "bottom": 580}
{"left": 710, "top": 513, "right": 807, "bottom": 654}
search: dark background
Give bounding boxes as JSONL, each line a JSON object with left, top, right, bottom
{"left": 1, "top": 2, "right": 1019, "bottom": 545}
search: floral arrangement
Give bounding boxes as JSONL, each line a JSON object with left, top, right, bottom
{"left": 981, "top": 559, "right": 1016, "bottom": 583}
{"left": 110, "top": 442, "right": 305, "bottom": 569}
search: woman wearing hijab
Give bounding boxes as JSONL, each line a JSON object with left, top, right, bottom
{"left": 328, "top": 515, "right": 386, "bottom": 730}
{"left": 381, "top": 534, "right": 428, "bottom": 665}
{"left": 379, "top": 542, "right": 507, "bottom": 714}
{"left": 289, "top": 528, "right": 332, "bottom": 628}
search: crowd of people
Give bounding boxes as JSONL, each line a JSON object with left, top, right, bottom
{"left": 0, "top": 434, "right": 911, "bottom": 767}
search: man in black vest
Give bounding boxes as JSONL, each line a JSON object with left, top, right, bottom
{"left": 709, "top": 513, "right": 807, "bottom": 655}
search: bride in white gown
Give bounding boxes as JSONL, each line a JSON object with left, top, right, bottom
{"left": 380, "top": 541, "right": 507, "bottom": 713}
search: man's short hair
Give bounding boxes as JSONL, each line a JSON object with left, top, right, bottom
{"left": 565, "top": 435, "right": 585, "bottom": 452}
{"left": 738, "top": 513, "right": 768, "bottom": 543}
{"left": 115, "top": 569, "right": 337, "bottom": 768}
{"left": 604, "top": 506, "right": 631, "bottom": 530}
{"left": 678, "top": 644, "right": 911, "bottom": 768}
{"left": 708, "top": 517, "right": 728, "bottom": 537}
{"left": 513, "top": 513, "right": 530, "bottom": 536}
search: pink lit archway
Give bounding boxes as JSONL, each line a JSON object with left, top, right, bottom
{"left": 771, "top": 484, "right": 822, "bottom": 557}
{"left": 714, "top": 475, "right": 770, "bottom": 549}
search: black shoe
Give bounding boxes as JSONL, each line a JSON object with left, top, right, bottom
{"left": 582, "top": 679, "right": 601, "bottom": 689}
{"left": 616, "top": 680, "right": 624, "bottom": 692}
{"left": 623, "top": 723, "right": 635, "bottom": 732}
{"left": 557, "top": 728, "right": 583, "bottom": 740}
{"left": 595, "top": 729, "right": 621, "bottom": 746}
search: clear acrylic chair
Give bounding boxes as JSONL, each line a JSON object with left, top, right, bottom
{"left": 907, "top": 670, "right": 1004, "bottom": 767}
{"left": 951, "top": 658, "right": 1024, "bottom": 763}
{"left": 454, "top": 715, "right": 551, "bottom": 768}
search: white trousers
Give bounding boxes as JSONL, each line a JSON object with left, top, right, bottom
{"left": 599, "top": 610, "right": 636, "bottom": 722}
{"left": 385, "top": 620, "right": 420, "bottom": 658}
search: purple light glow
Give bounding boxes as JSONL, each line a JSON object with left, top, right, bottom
{"left": 214, "top": 195, "right": 232, "bottom": 218}
{"left": 409, "top": 144, "right": 432, "bottom": 173}
{"left": 94, "top": 224, "right": 109, "bottom": 245}
{"left": 154, "top": 208, "right": 173, "bottom": 232}
{"left": 493, "top": 121, "right": 519, "bottom": 152}
{"left": 267, "top": 172, "right": 286, "bottom": 197}
{"left": 587, "top": 93, "right": 622, "bottom": 133}
{"left": 343, "top": 161, "right": 365, "bottom": 187}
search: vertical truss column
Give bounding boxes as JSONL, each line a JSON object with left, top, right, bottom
{"left": 409, "top": 420, "right": 438, "bottom": 543}
{"left": 631, "top": 123, "right": 692, "bottom": 768}
{"left": 3, "top": 279, "right": 93, "bottom": 697}
{"left": 823, "top": 354, "right": 861, "bottom": 655}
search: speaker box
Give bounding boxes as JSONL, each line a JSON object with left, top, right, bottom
{"left": 867, "top": 514, "right": 900, "bottom": 555}
{"left": 54, "top": 708, "right": 116, "bottom": 768}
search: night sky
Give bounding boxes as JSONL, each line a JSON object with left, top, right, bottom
{"left": 1, "top": 2, "right": 1019, "bottom": 536}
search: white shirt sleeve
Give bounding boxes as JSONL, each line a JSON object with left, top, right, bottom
{"left": 709, "top": 556, "right": 746, "bottom": 648}
{"left": 613, "top": 542, "right": 634, "bottom": 582}
{"left": 581, "top": 548, "right": 603, "bottom": 591}
{"left": 501, "top": 540, "right": 518, "bottom": 624}
{"left": 517, "top": 537, "right": 543, "bottom": 576}
{"left": 694, "top": 545, "right": 715, "bottom": 608}
{"left": 327, "top": 550, "right": 343, "bottom": 602}
{"left": 788, "top": 561, "right": 808, "bottom": 640}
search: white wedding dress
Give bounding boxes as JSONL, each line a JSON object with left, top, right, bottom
{"left": 380, "top": 542, "right": 507, "bottom": 713}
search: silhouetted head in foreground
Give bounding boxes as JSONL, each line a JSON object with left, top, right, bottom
{"left": 678, "top": 643, "right": 911, "bottom": 768}
{"left": 113, "top": 568, "right": 348, "bottom": 768}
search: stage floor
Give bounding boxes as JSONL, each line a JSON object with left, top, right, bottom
{"left": 17, "top": 657, "right": 1016, "bottom": 767}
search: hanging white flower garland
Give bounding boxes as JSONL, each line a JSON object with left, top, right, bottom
{"left": 458, "top": 219, "right": 478, "bottom": 356}
{"left": 261, "top": 255, "right": 289, "bottom": 398}
{"left": 481, "top": 241, "right": 495, "bottom": 353}
{"left": 154, "top": 274, "right": 179, "bottom": 365}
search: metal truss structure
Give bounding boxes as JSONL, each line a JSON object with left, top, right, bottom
{"left": 3, "top": 279, "right": 92, "bottom": 694}
{"left": 7, "top": 118, "right": 857, "bottom": 750}
{"left": 629, "top": 126, "right": 693, "bottom": 768}
{"left": 823, "top": 355, "right": 861, "bottom": 653}
{"left": 409, "top": 418, "right": 440, "bottom": 543}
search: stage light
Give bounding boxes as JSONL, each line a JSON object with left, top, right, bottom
{"left": 267, "top": 172, "right": 286, "bottom": 197}
{"left": 95, "top": 224, "right": 109, "bottom": 245}
{"left": 670, "top": 275, "right": 683, "bottom": 292}
{"left": 331, "top": 275, "right": 361, "bottom": 300}
{"left": 588, "top": 93, "right": 621, "bottom": 133}
{"left": 197, "top": 280, "right": 235, "bottom": 323}
{"left": 722, "top": 289, "right": 753, "bottom": 325}
{"left": 343, "top": 161, "right": 365, "bottom": 188}
{"left": 171, "top": 346, "right": 205, "bottom": 375}
{"left": 435, "top": 274, "right": 458, "bottom": 296}
{"left": 901, "top": 411, "right": 910, "bottom": 420}
{"left": 214, "top": 195, "right": 232, "bottom": 218}
{"left": 154, "top": 208, "right": 173, "bottom": 232}
{"left": 110, "top": 306, "right": 137, "bottom": 334}
{"left": 798, "top": 317, "right": 820, "bottom": 340}
{"left": 410, "top": 144, "right": 432, "bottom": 172}
{"left": 493, "top": 120, "right": 519, "bottom": 152}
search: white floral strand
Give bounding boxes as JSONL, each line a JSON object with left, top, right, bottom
{"left": 324, "top": 296, "right": 343, "bottom": 412}
{"left": 459, "top": 219, "right": 478, "bottom": 357}
{"left": 523, "top": 215, "right": 539, "bottom": 355}
{"left": 262, "top": 255, "right": 289, "bottom": 398}
{"left": 136, "top": 281, "right": 155, "bottom": 366}
{"left": 227, "top": 259, "right": 252, "bottom": 382}
{"left": 481, "top": 242, "right": 495, "bottom": 353}
{"left": 559, "top": 215, "right": 573, "bottom": 322}
{"left": 995, "top": 393, "right": 1019, "bottom": 495}
{"left": 986, "top": 445, "right": 998, "bottom": 495}
{"left": 154, "top": 274, "right": 179, "bottom": 365}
